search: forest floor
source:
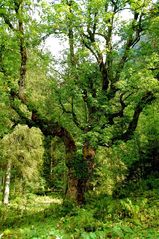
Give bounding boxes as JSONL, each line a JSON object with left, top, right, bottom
{"left": 0, "top": 186, "right": 159, "bottom": 239}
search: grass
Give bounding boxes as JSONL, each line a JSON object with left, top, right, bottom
{"left": 0, "top": 187, "right": 159, "bottom": 239}
{"left": 0, "top": 194, "right": 63, "bottom": 239}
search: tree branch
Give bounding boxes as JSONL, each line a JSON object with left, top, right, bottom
{"left": 9, "top": 89, "right": 77, "bottom": 153}
{"left": 115, "top": 13, "right": 143, "bottom": 79}
{"left": 107, "top": 93, "right": 126, "bottom": 124}
{"left": 71, "top": 97, "right": 84, "bottom": 130}
{"left": 112, "top": 91, "right": 155, "bottom": 143}
{"left": 82, "top": 37, "right": 98, "bottom": 61}
{"left": 58, "top": 92, "right": 84, "bottom": 130}
{"left": 0, "top": 13, "right": 16, "bottom": 31}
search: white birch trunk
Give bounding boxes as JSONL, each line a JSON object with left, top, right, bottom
{"left": 3, "top": 161, "right": 11, "bottom": 205}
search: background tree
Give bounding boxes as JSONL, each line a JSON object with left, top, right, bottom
{"left": 1, "top": 125, "right": 44, "bottom": 204}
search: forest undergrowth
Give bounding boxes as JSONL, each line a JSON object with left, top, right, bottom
{"left": 1, "top": 177, "right": 159, "bottom": 239}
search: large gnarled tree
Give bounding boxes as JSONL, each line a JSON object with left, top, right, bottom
{"left": 0, "top": 0, "right": 158, "bottom": 204}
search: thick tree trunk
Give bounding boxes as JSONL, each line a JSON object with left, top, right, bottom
{"left": 2, "top": 161, "right": 11, "bottom": 205}
{"left": 65, "top": 168, "right": 78, "bottom": 201}
{"left": 64, "top": 141, "right": 96, "bottom": 204}
{"left": 64, "top": 144, "right": 79, "bottom": 201}
{"left": 76, "top": 142, "right": 96, "bottom": 204}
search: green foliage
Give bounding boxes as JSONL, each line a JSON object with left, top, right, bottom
{"left": 89, "top": 147, "right": 127, "bottom": 196}
{"left": 1, "top": 182, "right": 159, "bottom": 239}
{"left": 42, "top": 137, "right": 67, "bottom": 192}
{"left": 1, "top": 125, "right": 44, "bottom": 192}
{"left": 120, "top": 198, "right": 146, "bottom": 219}
{"left": 0, "top": 1, "right": 159, "bottom": 237}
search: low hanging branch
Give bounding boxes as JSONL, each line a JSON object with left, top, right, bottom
{"left": 10, "top": 90, "right": 77, "bottom": 155}
{"left": 4, "top": 0, "right": 77, "bottom": 161}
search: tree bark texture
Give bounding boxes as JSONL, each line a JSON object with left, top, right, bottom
{"left": 76, "top": 142, "right": 96, "bottom": 204}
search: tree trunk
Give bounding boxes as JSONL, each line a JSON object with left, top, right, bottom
{"left": 65, "top": 167, "right": 78, "bottom": 201}
{"left": 2, "top": 161, "right": 11, "bottom": 205}
{"left": 76, "top": 142, "right": 96, "bottom": 204}
{"left": 64, "top": 144, "right": 78, "bottom": 201}
{"left": 65, "top": 142, "right": 96, "bottom": 204}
